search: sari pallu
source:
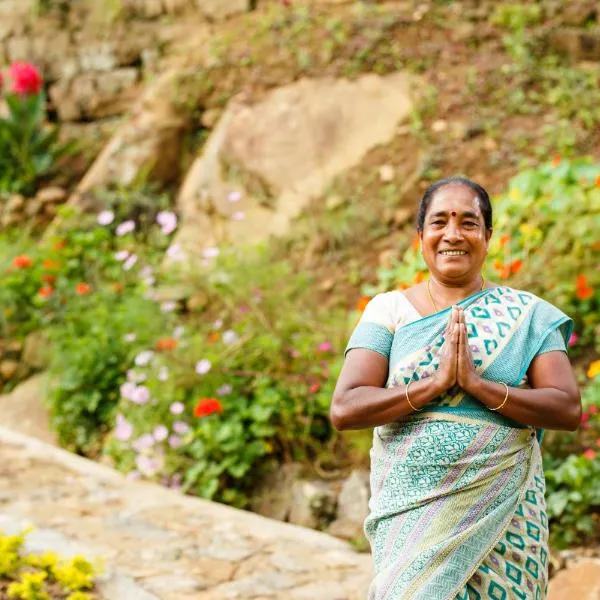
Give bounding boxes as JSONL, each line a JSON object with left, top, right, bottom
{"left": 346, "top": 287, "right": 572, "bottom": 600}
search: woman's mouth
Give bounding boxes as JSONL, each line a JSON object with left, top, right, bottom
{"left": 439, "top": 250, "right": 468, "bottom": 256}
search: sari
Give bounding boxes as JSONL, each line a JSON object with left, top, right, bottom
{"left": 345, "top": 286, "right": 572, "bottom": 600}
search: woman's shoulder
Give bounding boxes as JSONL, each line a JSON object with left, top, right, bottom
{"left": 362, "top": 290, "right": 420, "bottom": 330}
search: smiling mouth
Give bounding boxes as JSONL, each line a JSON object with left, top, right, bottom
{"left": 439, "top": 250, "right": 468, "bottom": 256}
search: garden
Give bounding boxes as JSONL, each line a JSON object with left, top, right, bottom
{"left": 0, "top": 0, "right": 600, "bottom": 595}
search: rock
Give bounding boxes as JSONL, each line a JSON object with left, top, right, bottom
{"left": 174, "top": 73, "right": 414, "bottom": 257}
{"left": 379, "top": 164, "right": 395, "bottom": 183}
{"left": 548, "top": 559, "right": 600, "bottom": 599}
{"left": 197, "top": 0, "right": 251, "bottom": 21}
{"left": 288, "top": 479, "right": 338, "bottom": 529}
{"left": 70, "top": 69, "right": 189, "bottom": 198}
{"left": 6, "top": 194, "right": 25, "bottom": 212}
{"left": 0, "top": 359, "right": 19, "bottom": 380}
{"left": 201, "top": 107, "right": 223, "bottom": 129}
{"left": 0, "top": 374, "right": 57, "bottom": 445}
{"left": 548, "top": 27, "right": 600, "bottom": 61}
{"left": 250, "top": 463, "right": 303, "bottom": 522}
{"left": 328, "top": 470, "right": 370, "bottom": 541}
{"left": 36, "top": 187, "right": 67, "bottom": 204}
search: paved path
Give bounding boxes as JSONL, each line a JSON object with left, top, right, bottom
{"left": 0, "top": 427, "right": 371, "bottom": 599}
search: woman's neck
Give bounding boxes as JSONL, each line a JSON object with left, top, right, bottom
{"left": 428, "top": 275, "right": 485, "bottom": 309}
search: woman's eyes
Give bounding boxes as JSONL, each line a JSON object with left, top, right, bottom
{"left": 430, "top": 220, "right": 478, "bottom": 227}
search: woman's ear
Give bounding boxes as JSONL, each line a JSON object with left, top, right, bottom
{"left": 485, "top": 228, "right": 493, "bottom": 247}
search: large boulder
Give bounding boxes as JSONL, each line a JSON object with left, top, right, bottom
{"left": 174, "top": 72, "right": 414, "bottom": 258}
{"left": 328, "top": 470, "right": 370, "bottom": 541}
{"left": 548, "top": 559, "right": 600, "bottom": 600}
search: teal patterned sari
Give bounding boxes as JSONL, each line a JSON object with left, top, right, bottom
{"left": 345, "top": 287, "right": 572, "bottom": 600}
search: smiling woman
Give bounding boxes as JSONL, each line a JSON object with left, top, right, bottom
{"left": 330, "top": 176, "right": 581, "bottom": 600}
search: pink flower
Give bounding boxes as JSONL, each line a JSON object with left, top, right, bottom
{"left": 115, "top": 250, "right": 130, "bottom": 261}
{"left": 123, "top": 254, "right": 138, "bottom": 271}
{"left": 120, "top": 382, "right": 137, "bottom": 401}
{"left": 132, "top": 434, "right": 155, "bottom": 452}
{"left": 135, "top": 351, "right": 154, "bottom": 366}
{"left": 116, "top": 220, "right": 135, "bottom": 236}
{"left": 153, "top": 425, "right": 169, "bottom": 442}
{"left": 583, "top": 448, "right": 597, "bottom": 460}
{"left": 217, "top": 384, "right": 232, "bottom": 396}
{"left": 135, "top": 454, "right": 160, "bottom": 477}
{"left": 131, "top": 385, "right": 150, "bottom": 405}
{"left": 228, "top": 191, "right": 242, "bottom": 202}
{"left": 168, "top": 436, "right": 183, "bottom": 449}
{"left": 222, "top": 330, "right": 238, "bottom": 345}
{"left": 123, "top": 333, "right": 136, "bottom": 343}
{"left": 202, "top": 246, "right": 220, "bottom": 259}
{"left": 568, "top": 332, "right": 578, "bottom": 347}
{"left": 160, "top": 301, "right": 177, "bottom": 313}
{"left": 173, "top": 421, "right": 189, "bottom": 434}
{"left": 97, "top": 210, "right": 115, "bottom": 225}
{"left": 166, "top": 243, "right": 186, "bottom": 261}
{"left": 195, "top": 359, "right": 212, "bottom": 375}
{"left": 317, "top": 341, "right": 333, "bottom": 353}
{"left": 170, "top": 402, "right": 184, "bottom": 415}
{"left": 8, "top": 62, "right": 43, "bottom": 95}
{"left": 156, "top": 211, "right": 178, "bottom": 235}
{"left": 114, "top": 414, "right": 133, "bottom": 441}
{"left": 232, "top": 211, "right": 245, "bottom": 221}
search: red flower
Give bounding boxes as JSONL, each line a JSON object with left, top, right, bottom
{"left": 576, "top": 286, "right": 593, "bottom": 300}
{"left": 552, "top": 155, "right": 561, "bottom": 167}
{"left": 510, "top": 259, "right": 523, "bottom": 275}
{"left": 309, "top": 383, "right": 321, "bottom": 394}
{"left": 75, "top": 282, "right": 92, "bottom": 295}
{"left": 356, "top": 296, "right": 370, "bottom": 311}
{"left": 53, "top": 239, "right": 66, "bottom": 250}
{"left": 42, "top": 259, "right": 59, "bottom": 270}
{"left": 583, "top": 448, "right": 597, "bottom": 461}
{"left": 193, "top": 398, "right": 223, "bottom": 418}
{"left": 8, "top": 62, "right": 43, "bottom": 96}
{"left": 155, "top": 337, "right": 178, "bottom": 351}
{"left": 13, "top": 255, "right": 33, "bottom": 269}
{"left": 596, "top": 175, "right": 600, "bottom": 188}
{"left": 38, "top": 286, "right": 53, "bottom": 298}
{"left": 41, "top": 273, "right": 56, "bottom": 284}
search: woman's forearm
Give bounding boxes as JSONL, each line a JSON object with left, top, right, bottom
{"left": 468, "top": 377, "right": 581, "bottom": 431}
{"left": 331, "top": 377, "right": 443, "bottom": 430}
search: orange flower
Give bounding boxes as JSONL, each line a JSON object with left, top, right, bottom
{"left": 596, "top": 175, "right": 600, "bottom": 187}
{"left": 207, "top": 332, "right": 220, "bottom": 343}
{"left": 499, "top": 265, "right": 511, "bottom": 280}
{"left": 53, "top": 239, "right": 66, "bottom": 250}
{"left": 493, "top": 260, "right": 504, "bottom": 272}
{"left": 499, "top": 234, "right": 510, "bottom": 247}
{"left": 75, "top": 282, "right": 92, "bottom": 295}
{"left": 413, "top": 271, "right": 425, "bottom": 284}
{"left": 13, "top": 255, "right": 33, "bottom": 269}
{"left": 396, "top": 282, "right": 410, "bottom": 290}
{"left": 41, "top": 273, "right": 56, "bottom": 284}
{"left": 309, "top": 382, "right": 321, "bottom": 394}
{"left": 576, "top": 274, "right": 589, "bottom": 289}
{"left": 576, "top": 286, "right": 593, "bottom": 300}
{"left": 155, "top": 337, "right": 178, "bottom": 351}
{"left": 193, "top": 398, "right": 223, "bottom": 418}
{"left": 356, "top": 296, "right": 370, "bottom": 311}
{"left": 43, "top": 259, "right": 59, "bottom": 270}
{"left": 592, "top": 241, "right": 600, "bottom": 251}
{"left": 411, "top": 234, "right": 420, "bottom": 250}
{"left": 552, "top": 155, "right": 561, "bottom": 167}
{"left": 510, "top": 259, "right": 523, "bottom": 274}
{"left": 38, "top": 286, "right": 54, "bottom": 298}
{"left": 583, "top": 448, "right": 597, "bottom": 461}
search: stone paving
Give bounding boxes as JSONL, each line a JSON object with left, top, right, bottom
{"left": 0, "top": 426, "right": 371, "bottom": 600}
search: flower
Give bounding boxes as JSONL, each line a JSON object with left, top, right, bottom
{"left": 158, "top": 366, "right": 169, "bottom": 381}
{"left": 53, "top": 239, "right": 66, "bottom": 250}
{"left": 131, "top": 385, "right": 150, "bottom": 405}
{"left": 120, "top": 382, "right": 137, "bottom": 400}
{"left": 38, "top": 286, "right": 53, "bottom": 298}
{"left": 160, "top": 301, "right": 177, "bottom": 313}
{"left": 97, "top": 210, "right": 115, "bottom": 226}
{"left": 413, "top": 272, "right": 425, "bottom": 284}
{"left": 595, "top": 175, "right": 600, "bottom": 187}
{"left": 356, "top": 296, "right": 370, "bottom": 311}
{"left": 228, "top": 191, "right": 242, "bottom": 202}
{"left": 75, "top": 282, "right": 92, "bottom": 295}
{"left": 510, "top": 259, "right": 523, "bottom": 275}
{"left": 575, "top": 274, "right": 593, "bottom": 300}
{"left": 116, "top": 220, "right": 136, "bottom": 236}
{"left": 173, "top": 326, "right": 185, "bottom": 339}
{"left": 8, "top": 62, "right": 43, "bottom": 95}
{"left": 134, "top": 350, "right": 154, "bottom": 366}
{"left": 13, "top": 255, "right": 33, "bottom": 269}
{"left": 202, "top": 246, "right": 220, "bottom": 259}
{"left": 114, "top": 250, "right": 130, "bottom": 261}
{"left": 173, "top": 421, "right": 189, "bottom": 434}
{"left": 168, "top": 436, "right": 183, "bottom": 449}
{"left": 123, "top": 333, "right": 136, "bottom": 343}
{"left": 499, "top": 234, "right": 511, "bottom": 247}
{"left": 309, "top": 382, "right": 321, "bottom": 394}
{"left": 153, "top": 425, "right": 169, "bottom": 442}
{"left": 156, "top": 211, "right": 178, "bottom": 235}
{"left": 317, "top": 341, "right": 333, "bottom": 352}
{"left": 222, "top": 330, "right": 238, "bottom": 345}
{"left": 193, "top": 398, "right": 223, "bottom": 417}
{"left": 213, "top": 319, "right": 223, "bottom": 329}
{"left": 41, "top": 274, "right": 55, "bottom": 284}
{"left": 232, "top": 211, "right": 245, "bottom": 221}
{"left": 552, "top": 155, "right": 561, "bottom": 167}
{"left": 587, "top": 360, "right": 600, "bottom": 379}
{"left": 217, "top": 384, "right": 232, "bottom": 396}
{"left": 123, "top": 254, "right": 138, "bottom": 271}
{"left": 583, "top": 449, "right": 597, "bottom": 461}
{"left": 166, "top": 243, "right": 186, "bottom": 261}
{"left": 42, "top": 259, "right": 59, "bottom": 270}
{"left": 135, "top": 454, "right": 161, "bottom": 477}
{"left": 568, "top": 332, "right": 578, "bottom": 347}
{"left": 170, "top": 402, "right": 184, "bottom": 415}
{"left": 195, "top": 359, "right": 212, "bottom": 375}
{"left": 155, "top": 337, "right": 178, "bottom": 351}
{"left": 114, "top": 415, "right": 133, "bottom": 441}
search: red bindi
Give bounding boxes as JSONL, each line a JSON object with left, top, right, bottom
{"left": 451, "top": 211, "right": 457, "bottom": 216}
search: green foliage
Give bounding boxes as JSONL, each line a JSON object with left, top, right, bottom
{"left": 0, "top": 528, "right": 99, "bottom": 600}
{"left": 0, "top": 83, "right": 74, "bottom": 196}
{"left": 106, "top": 246, "right": 346, "bottom": 507}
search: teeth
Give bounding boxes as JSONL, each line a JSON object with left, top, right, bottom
{"left": 440, "top": 251, "right": 467, "bottom": 256}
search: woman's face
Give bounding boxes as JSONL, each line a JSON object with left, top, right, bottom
{"left": 419, "top": 184, "right": 491, "bottom": 284}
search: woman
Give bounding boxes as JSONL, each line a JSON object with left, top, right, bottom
{"left": 331, "top": 176, "right": 581, "bottom": 600}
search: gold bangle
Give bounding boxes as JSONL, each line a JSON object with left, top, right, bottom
{"left": 405, "top": 380, "right": 422, "bottom": 412}
{"left": 489, "top": 382, "right": 509, "bottom": 411}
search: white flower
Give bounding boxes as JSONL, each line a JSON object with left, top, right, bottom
{"left": 202, "top": 246, "right": 220, "bottom": 259}
{"left": 123, "top": 333, "right": 136, "bottom": 343}
{"left": 231, "top": 211, "right": 245, "bottom": 221}
{"left": 120, "top": 382, "right": 137, "bottom": 400}
{"left": 195, "top": 359, "right": 212, "bottom": 375}
{"left": 217, "top": 384, "right": 232, "bottom": 396}
{"left": 116, "top": 220, "right": 136, "bottom": 236}
{"left": 135, "top": 350, "right": 154, "bottom": 366}
{"left": 97, "top": 210, "right": 115, "bottom": 226}
{"left": 160, "top": 301, "right": 177, "bottom": 313}
{"left": 222, "top": 330, "right": 238, "bottom": 345}
{"left": 228, "top": 191, "right": 242, "bottom": 203}
{"left": 158, "top": 366, "right": 169, "bottom": 381}
{"left": 213, "top": 319, "right": 223, "bottom": 329}
{"left": 156, "top": 211, "right": 178, "bottom": 235}
{"left": 173, "top": 326, "right": 185, "bottom": 339}
{"left": 166, "top": 243, "right": 186, "bottom": 262}
{"left": 153, "top": 425, "right": 169, "bottom": 442}
{"left": 170, "top": 402, "right": 184, "bottom": 415}
{"left": 114, "top": 414, "right": 133, "bottom": 441}
{"left": 131, "top": 385, "right": 150, "bottom": 405}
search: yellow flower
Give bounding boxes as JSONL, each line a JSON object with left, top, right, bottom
{"left": 519, "top": 223, "right": 533, "bottom": 235}
{"left": 588, "top": 360, "right": 600, "bottom": 379}
{"left": 510, "top": 188, "right": 521, "bottom": 200}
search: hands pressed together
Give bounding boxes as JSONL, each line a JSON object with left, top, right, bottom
{"left": 433, "top": 306, "right": 481, "bottom": 396}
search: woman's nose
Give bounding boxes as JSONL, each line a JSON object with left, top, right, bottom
{"left": 444, "top": 224, "right": 463, "bottom": 241}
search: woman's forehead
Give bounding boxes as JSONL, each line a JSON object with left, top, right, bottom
{"left": 429, "top": 185, "right": 482, "bottom": 214}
